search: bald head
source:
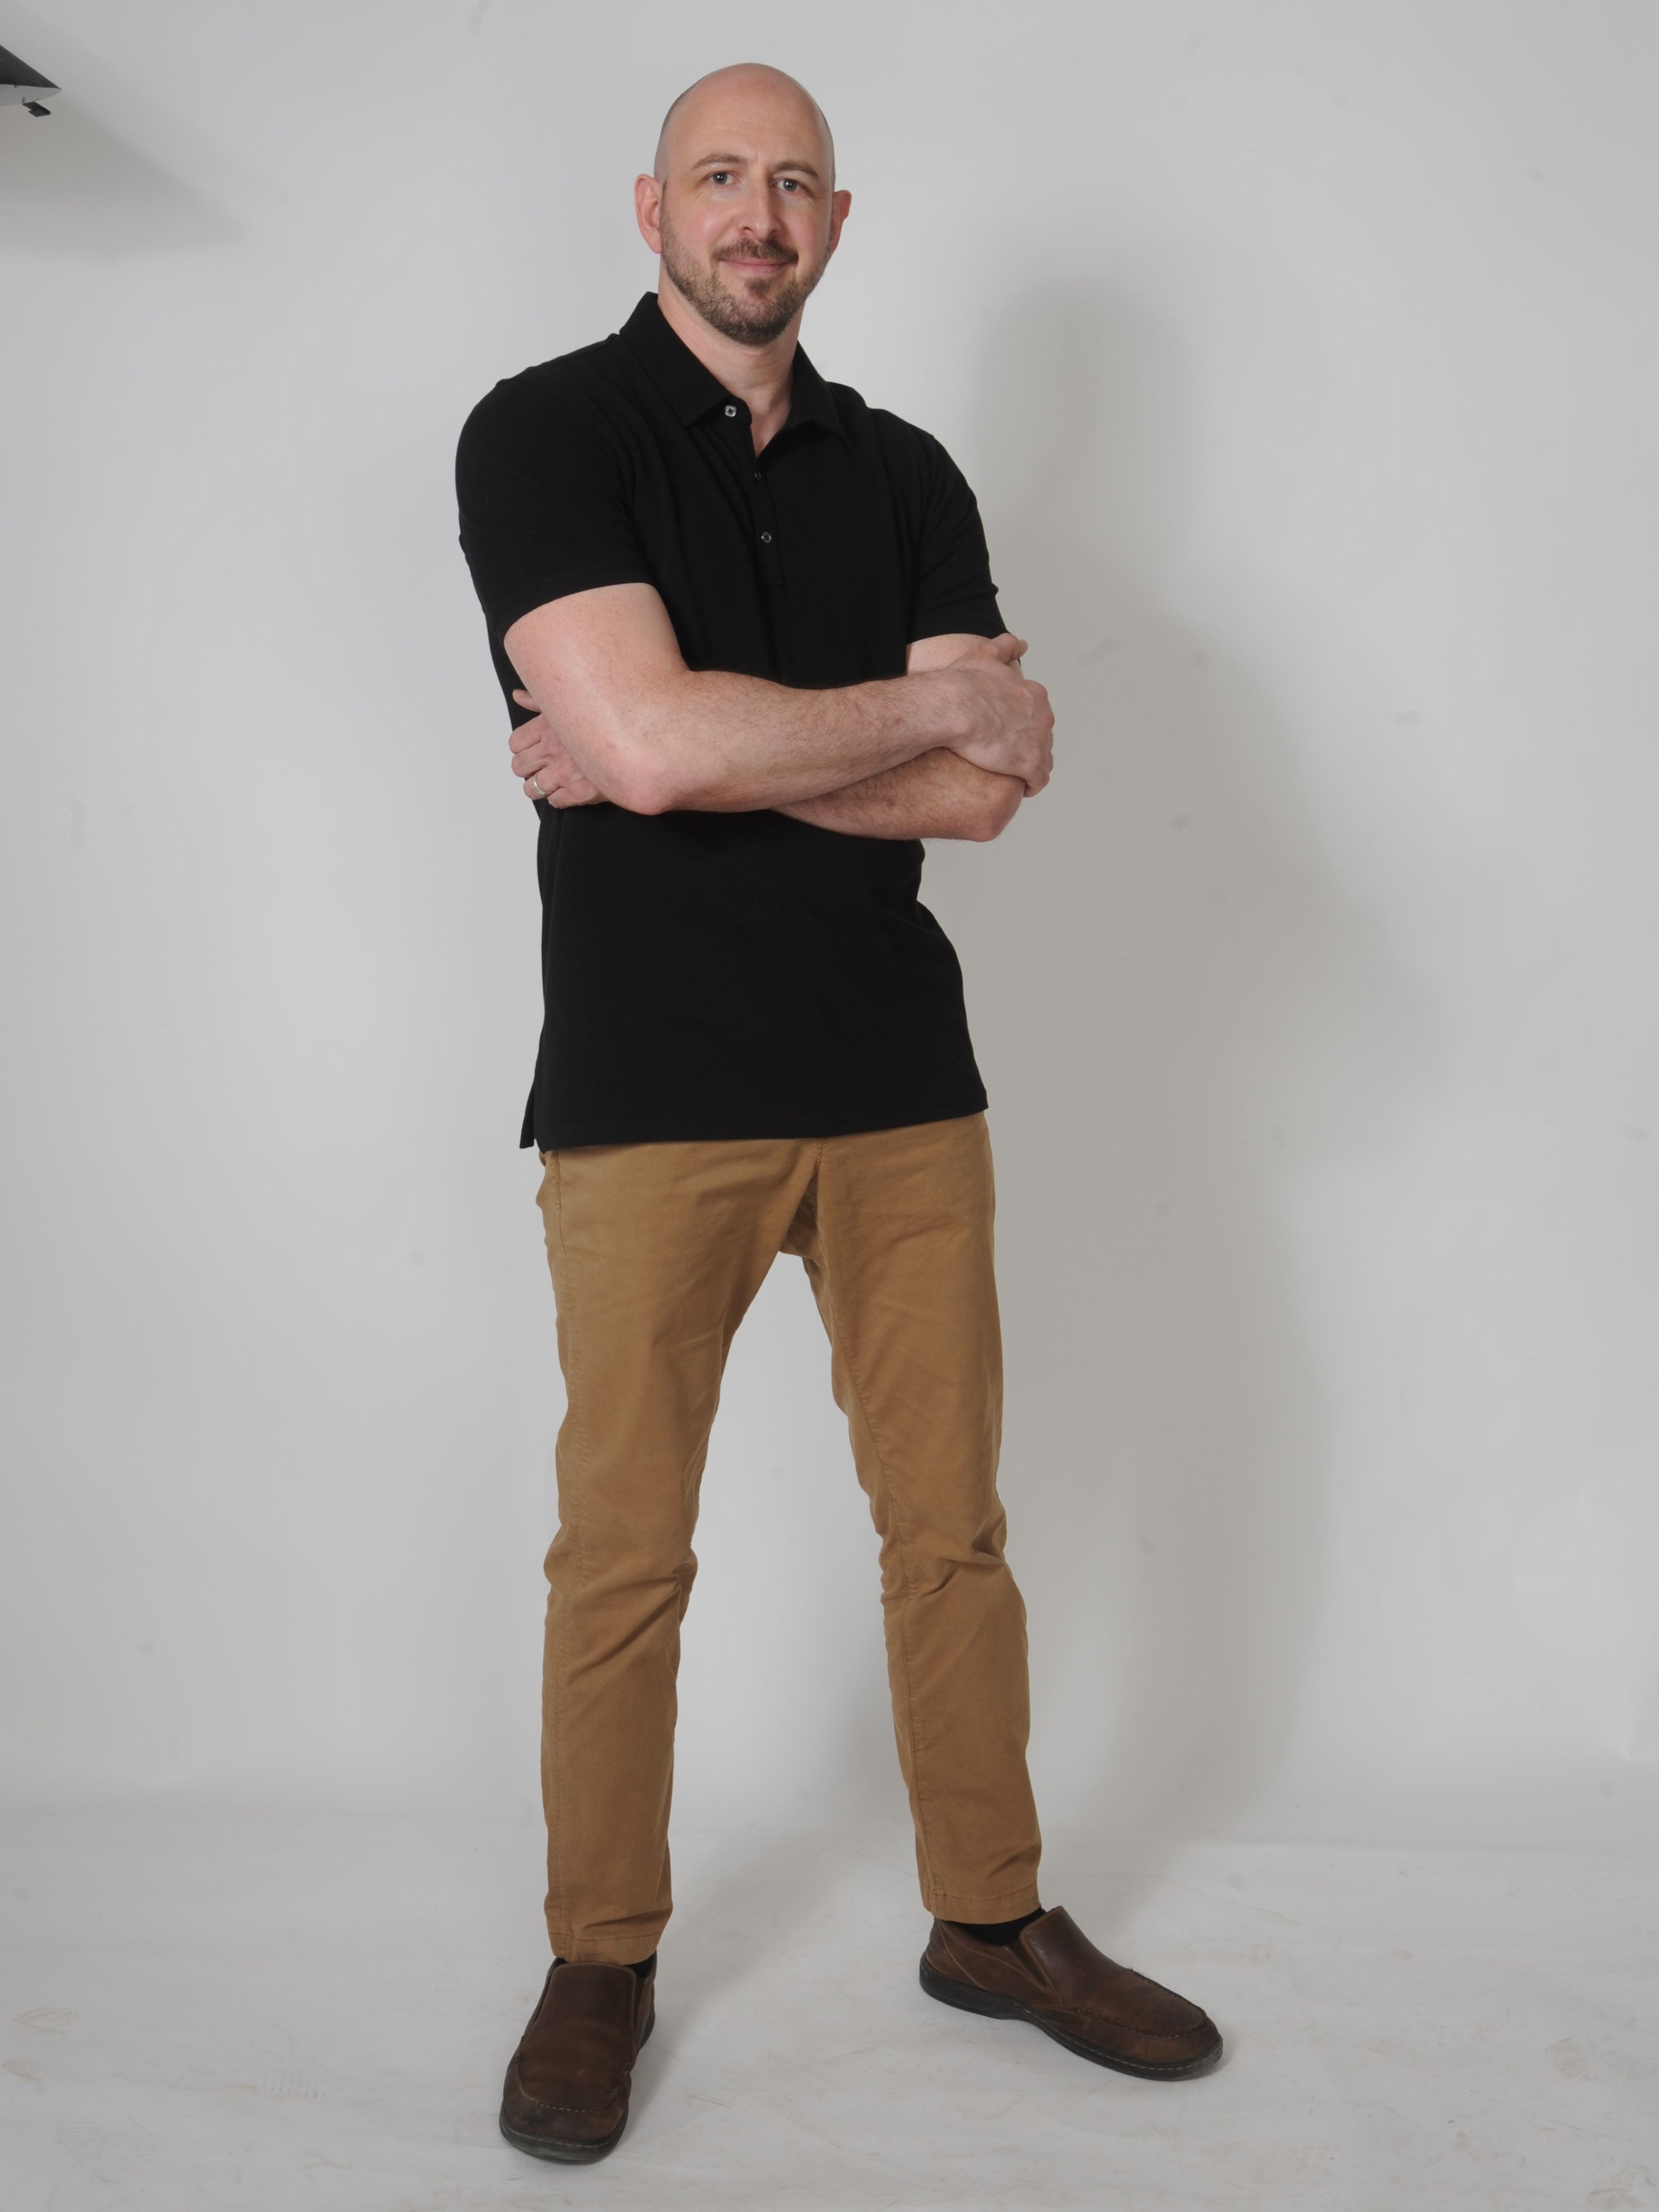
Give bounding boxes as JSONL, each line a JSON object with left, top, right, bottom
{"left": 637, "top": 62, "right": 849, "bottom": 352}
{"left": 654, "top": 62, "right": 834, "bottom": 185}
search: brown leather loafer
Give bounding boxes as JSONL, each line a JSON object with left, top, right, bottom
{"left": 921, "top": 1907, "right": 1220, "bottom": 2079}
{"left": 499, "top": 1956, "right": 655, "bottom": 2163}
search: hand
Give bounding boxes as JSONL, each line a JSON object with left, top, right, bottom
{"left": 940, "top": 639, "right": 1053, "bottom": 795}
{"left": 509, "top": 689, "right": 606, "bottom": 808}
{"left": 933, "top": 630, "right": 1029, "bottom": 672}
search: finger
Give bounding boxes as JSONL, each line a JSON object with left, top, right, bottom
{"left": 512, "top": 688, "right": 540, "bottom": 709}
{"left": 993, "top": 633, "right": 1030, "bottom": 661}
{"left": 518, "top": 747, "right": 571, "bottom": 785}
{"left": 542, "top": 743, "right": 590, "bottom": 784}
{"left": 525, "top": 759, "right": 596, "bottom": 802}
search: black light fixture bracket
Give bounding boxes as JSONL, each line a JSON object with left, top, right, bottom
{"left": 1, "top": 40, "right": 60, "bottom": 116}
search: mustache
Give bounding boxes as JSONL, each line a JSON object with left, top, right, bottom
{"left": 716, "top": 242, "right": 797, "bottom": 268}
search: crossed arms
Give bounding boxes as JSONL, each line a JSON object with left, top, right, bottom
{"left": 501, "top": 582, "right": 1054, "bottom": 842}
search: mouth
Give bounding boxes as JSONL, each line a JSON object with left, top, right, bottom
{"left": 718, "top": 252, "right": 795, "bottom": 276}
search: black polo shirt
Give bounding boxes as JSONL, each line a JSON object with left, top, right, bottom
{"left": 455, "top": 292, "right": 1002, "bottom": 1150}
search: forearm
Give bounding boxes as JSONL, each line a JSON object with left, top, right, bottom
{"left": 502, "top": 589, "right": 1051, "bottom": 817}
{"left": 505, "top": 594, "right": 972, "bottom": 815}
{"left": 587, "top": 665, "right": 973, "bottom": 815}
{"left": 778, "top": 748, "right": 1023, "bottom": 841}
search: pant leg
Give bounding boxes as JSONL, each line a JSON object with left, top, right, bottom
{"left": 782, "top": 1113, "right": 1043, "bottom": 1918}
{"left": 536, "top": 1137, "right": 815, "bottom": 1963}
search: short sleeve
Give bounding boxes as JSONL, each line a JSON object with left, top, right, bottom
{"left": 455, "top": 374, "right": 654, "bottom": 643}
{"left": 908, "top": 431, "right": 1003, "bottom": 644}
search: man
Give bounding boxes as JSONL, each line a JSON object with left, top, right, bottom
{"left": 456, "top": 62, "right": 1220, "bottom": 2165}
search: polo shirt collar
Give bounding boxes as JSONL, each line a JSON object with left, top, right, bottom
{"left": 785, "top": 346, "right": 843, "bottom": 440}
{"left": 620, "top": 291, "right": 846, "bottom": 441}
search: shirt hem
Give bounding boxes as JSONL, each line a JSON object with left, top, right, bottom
{"left": 523, "top": 1087, "right": 989, "bottom": 1151}
{"left": 907, "top": 606, "right": 1004, "bottom": 643}
{"left": 491, "top": 567, "right": 656, "bottom": 640}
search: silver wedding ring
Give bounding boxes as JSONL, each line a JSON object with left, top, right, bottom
{"left": 528, "top": 773, "right": 545, "bottom": 800}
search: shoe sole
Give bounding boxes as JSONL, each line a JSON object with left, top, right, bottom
{"left": 498, "top": 2005, "right": 655, "bottom": 2162}
{"left": 919, "top": 1959, "right": 1222, "bottom": 2080}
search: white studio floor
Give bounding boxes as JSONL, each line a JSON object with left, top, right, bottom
{"left": 2, "top": 1809, "right": 1655, "bottom": 2211}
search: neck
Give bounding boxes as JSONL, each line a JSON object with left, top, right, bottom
{"left": 655, "top": 273, "right": 799, "bottom": 453}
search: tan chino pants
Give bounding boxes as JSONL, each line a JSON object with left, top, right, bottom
{"left": 535, "top": 1111, "right": 1042, "bottom": 1963}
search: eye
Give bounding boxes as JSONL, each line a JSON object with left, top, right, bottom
{"left": 707, "top": 170, "right": 733, "bottom": 186}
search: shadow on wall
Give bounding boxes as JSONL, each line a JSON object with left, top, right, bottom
{"left": 0, "top": 20, "right": 237, "bottom": 255}
{"left": 948, "top": 284, "right": 1439, "bottom": 1874}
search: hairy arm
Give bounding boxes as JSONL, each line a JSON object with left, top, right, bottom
{"left": 776, "top": 634, "right": 1032, "bottom": 841}
{"left": 502, "top": 585, "right": 1052, "bottom": 816}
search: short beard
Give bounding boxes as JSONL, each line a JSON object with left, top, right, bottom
{"left": 660, "top": 212, "right": 817, "bottom": 346}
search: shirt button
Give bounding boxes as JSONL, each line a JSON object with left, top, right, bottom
{"left": 760, "top": 531, "right": 773, "bottom": 544}
{"left": 723, "top": 404, "right": 738, "bottom": 418}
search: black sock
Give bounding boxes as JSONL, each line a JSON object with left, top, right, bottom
{"left": 950, "top": 1907, "right": 1045, "bottom": 1945}
{"left": 552, "top": 1952, "right": 656, "bottom": 1976}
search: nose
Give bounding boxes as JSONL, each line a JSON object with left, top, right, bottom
{"left": 732, "top": 172, "right": 783, "bottom": 239}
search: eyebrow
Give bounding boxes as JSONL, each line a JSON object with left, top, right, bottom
{"left": 691, "top": 152, "right": 825, "bottom": 183}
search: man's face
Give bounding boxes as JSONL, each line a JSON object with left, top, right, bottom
{"left": 643, "top": 79, "right": 848, "bottom": 347}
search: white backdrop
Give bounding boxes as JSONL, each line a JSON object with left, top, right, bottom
{"left": 3, "top": 0, "right": 1656, "bottom": 1862}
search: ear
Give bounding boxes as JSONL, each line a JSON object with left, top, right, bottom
{"left": 826, "top": 187, "right": 852, "bottom": 258}
{"left": 635, "top": 172, "right": 664, "bottom": 255}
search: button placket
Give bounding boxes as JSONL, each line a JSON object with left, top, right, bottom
{"left": 750, "top": 453, "right": 780, "bottom": 556}
{"left": 745, "top": 447, "right": 788, "bottom": 661}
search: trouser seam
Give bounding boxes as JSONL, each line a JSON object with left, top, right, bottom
{"left": 810, "top": 1149, "right": 941, "bottom": 1902}
{"left": 547, "top": 1149, "right": 578, "bottom": 1952}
